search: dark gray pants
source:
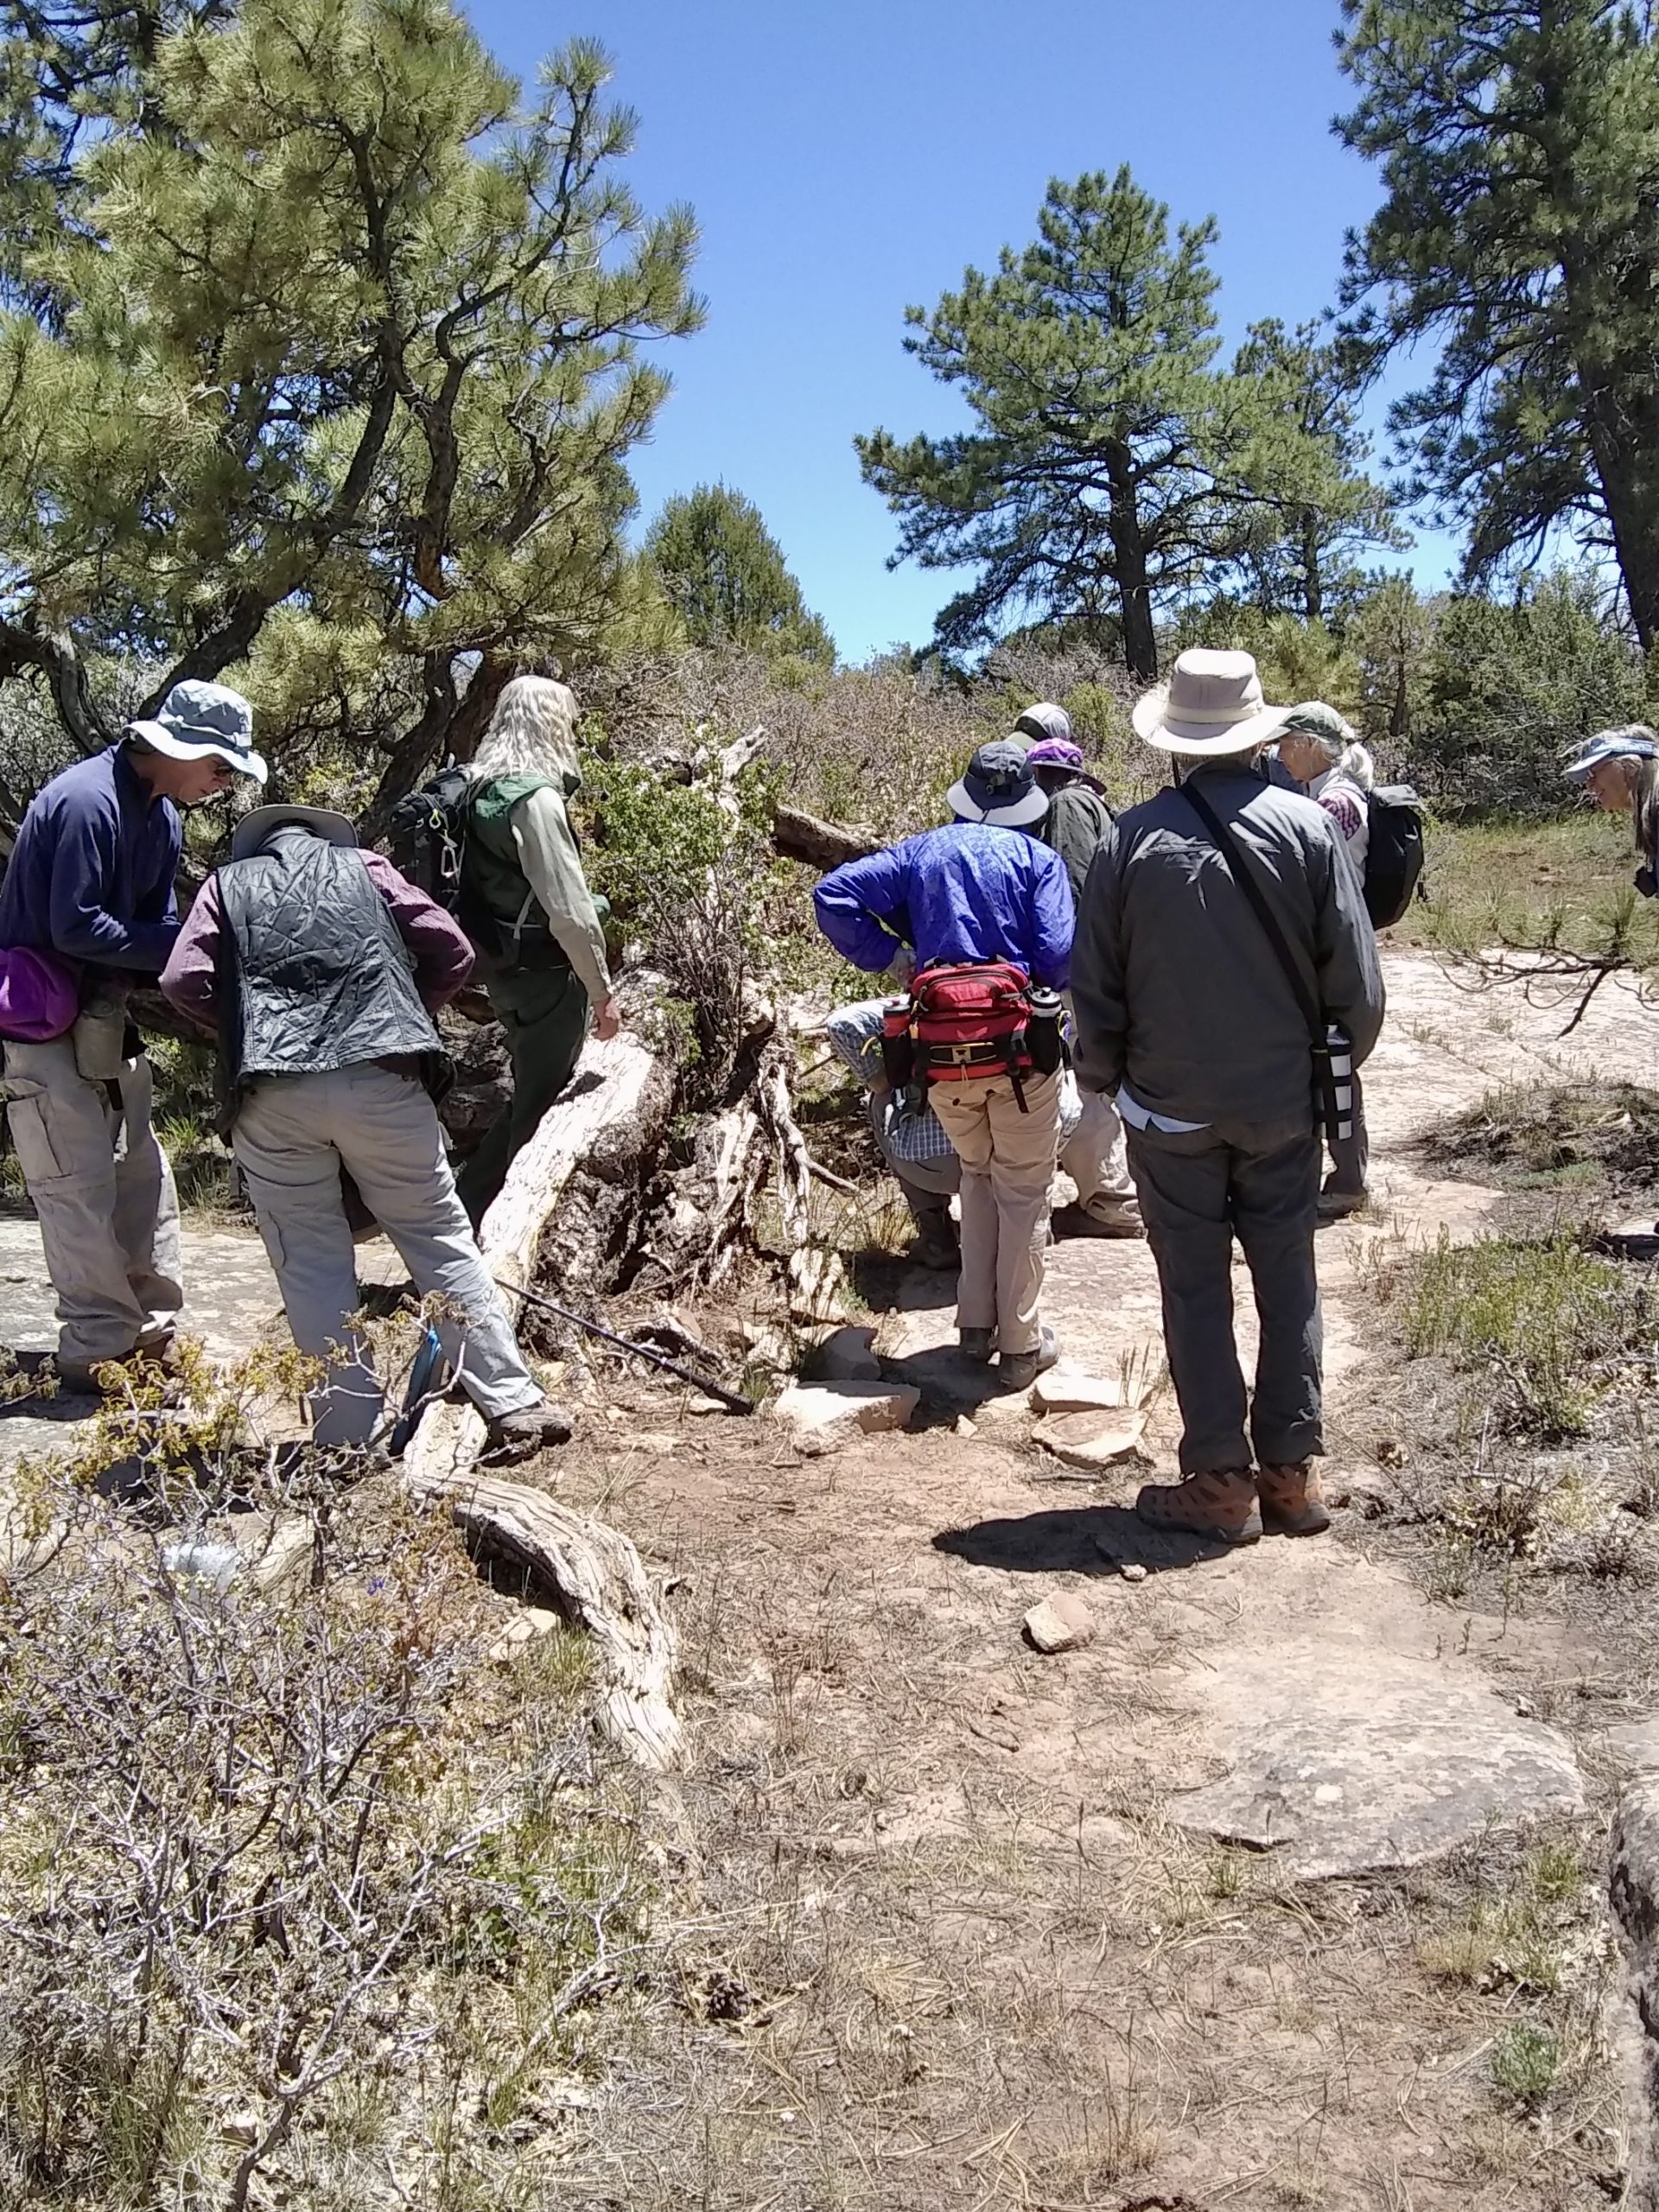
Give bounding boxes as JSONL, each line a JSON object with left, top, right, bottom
{"left": 1126, "top": 1116, "right": 1323, "bottom": 1475}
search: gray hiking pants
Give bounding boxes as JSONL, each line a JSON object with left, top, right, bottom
{"left": 2, "top": 1036, "right": 183, "bottom": 1362}
{"left": 1126, "top": 1115, "right": 1322, "bottom": 1475}
{"left": 232, "top": 1063, "right": 543, "bottom": 1446}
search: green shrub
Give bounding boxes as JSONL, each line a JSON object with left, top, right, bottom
{"left": 1401, "top": 1230, "right": 1658, "bottom": 1436}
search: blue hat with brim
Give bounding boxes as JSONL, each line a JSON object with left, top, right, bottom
{"left": 1563, "top": 733, "right": 1659, "bottom": 782}
{"left": 128, "top": 679, "right": 267, "bottom": 785}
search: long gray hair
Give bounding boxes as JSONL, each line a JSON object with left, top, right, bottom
{"left": 469, "top": 676, "right": 580, "bottom": 784}
{"left": 1592, "top": 723, "right": 1659, "bottom": 857}
{"left": 1300, "top": 712, "right": 1376, "bottom": 791}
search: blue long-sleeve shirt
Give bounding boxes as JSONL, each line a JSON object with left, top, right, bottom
{"left": 0, "top": 745, "right": 181, "bottom": 975}
{"left": 813, "top": 822, "right": 1074, "bottom": 988}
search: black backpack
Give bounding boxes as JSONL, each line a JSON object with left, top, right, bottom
{"left": 386, "top": 765, "right": 474, "bottom": 914}
{"left": 1362, "top": 785, "right": 1426, "bottom": 929}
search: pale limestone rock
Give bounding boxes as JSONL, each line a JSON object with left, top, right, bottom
{"left": 772, "top": 1381, "right": 919, "bottom": 1451}
{"left": 1023, "top": 1592, "right": 1096, "bottom": 1654}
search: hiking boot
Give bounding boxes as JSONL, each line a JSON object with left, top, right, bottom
{"left": 958, "top": 1326, "right": 996, "bottom": 1364}
{"left": 483, "top": 1402, "right": 575, "bottom": 1460}
{"left": 1317, "top": 1183, "right": 1367, "bottom": 1221}
{"left": 998, "top": 1325, "right": 1060, "bottom": 1391}
{"left": 1258, "top": 1459, "right": 1332, "bottom": 1537}
{"left": 1051, "top": 1202, "right": 1146, "bottom": 1242}
{"left": 1135, "top": 1467, "right": 1262, "bottom": 1545}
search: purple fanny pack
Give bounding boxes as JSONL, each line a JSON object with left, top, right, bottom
{"left": 0, "top": 946, "right": 80, "bottom": 1042}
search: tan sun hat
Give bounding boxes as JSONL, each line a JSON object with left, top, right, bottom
{"left": 1131, "top": 649, "right": 1289, "bottom": 757}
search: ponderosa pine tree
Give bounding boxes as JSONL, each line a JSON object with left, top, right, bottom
{"left": 644, "top": 484, "right": 834, "bottom": 664}
{"left": 0, "top": 0, "right": 701, "bottom": 816}
{"left": 856, "top": 168, "right": 1383, "bottom": 680}
{"left": 1225, "top": 318, "right": 1405, "bottom": 626}
{"left": 1338, "top": 0, "right": 1659, "bottom": 646}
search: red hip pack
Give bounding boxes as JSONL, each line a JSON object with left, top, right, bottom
{"left": 881, "top": 960, "right": 1061, "bottom": 1116}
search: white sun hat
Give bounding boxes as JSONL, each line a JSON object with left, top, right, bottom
{"left": 1131, "top": 649, "right": 1289, "bottom": 758}
{"left": 127, "top": 679, "right": 268, "bottom": 783}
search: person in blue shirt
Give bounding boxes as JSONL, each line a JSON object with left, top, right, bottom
{"left": 0, "top": 682, "right": 266, "bottom": 1388}
{"left": 814, "top": 741, "right": 1073, "bottom": 1389}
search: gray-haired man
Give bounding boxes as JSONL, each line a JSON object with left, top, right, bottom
{"left": 1071, "top": 652, "right": 1383, "bottom": 1545}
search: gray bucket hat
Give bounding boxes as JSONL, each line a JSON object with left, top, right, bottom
{"left": 1013, "top": 702, "right": 1074, "bottom": 749}
{"left": 945, "top": 740, "right": 1051, "bottom": 829}
{"left": 128, "top": 679, "right": 268, "bottom": 784}
{"left": 230, "top": 804, "right": 357, "bottom": 862}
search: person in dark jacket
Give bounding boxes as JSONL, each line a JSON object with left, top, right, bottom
{"left": 1018, "top": 730, "right": 1142, "bottom": 1240}
{"left": 1072, "top": 651, "right": 1384, "bottom": 1545}
{"left": 814, "top": 741, "right": 1073, "bottom": 1389}
{"left": 0, "top": 682, "right": 266, "bottom": 1387}
{"left": 161, "top": 806, "right": 567, "bottom": 1456}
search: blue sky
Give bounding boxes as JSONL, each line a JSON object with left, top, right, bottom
{"left": 467, "top": 0, "right": 1457, "bottom": 662}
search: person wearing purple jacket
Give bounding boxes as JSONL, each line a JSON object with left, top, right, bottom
{"left": 0, "top": 682, "right": 266, "bottom": 1388}
{"left": 814, "top": 741, "right": 1074, "bottom": 1388}
{"left": 161, "top": 804, "right": 569, "bottom": 1457}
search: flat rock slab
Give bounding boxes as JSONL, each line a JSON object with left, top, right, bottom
{"left": 1174, "top": 1648, "right": 1584, "bottom": 1879}
{"left": 1033, "top": 1407, "right": 1148, "bottom": 1471}
{"left": 0, "top": 1214, "right": 283, "bottom": 1473}
{"left": 772, "top": 1380, "right": 919, "bottom": 1450}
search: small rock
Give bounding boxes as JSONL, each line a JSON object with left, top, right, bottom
{"left": 1120, "top": 1562, "right": 1148, "bottom": 1585}
{"left": 772, "top": 1381, "right": 919, "bottom": 1450}
{"left": 1033, "top": 1408, "right": 1149, "bottom": 1471}
{"left": 684, "top": 1393, "right": 728, "bottom": 1415}
{"left": 220, "top": 2113, "right": 261, "bottom": 2148}
{"left": 956, "top": 1414, "right": 979, "bottom": 1439}
{"left": 1023, "top": 1592, "right": 1096, "bottom": 1654}
{"left": 1031, "top": 1369, "right": 1126, "bottom": 1417}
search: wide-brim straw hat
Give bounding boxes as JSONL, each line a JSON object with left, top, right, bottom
{"left": 1131, "top": 649, "right": 1288, "bottom": 757}
{"left": 230, "top": 804, "right": 358, "bottom": 862}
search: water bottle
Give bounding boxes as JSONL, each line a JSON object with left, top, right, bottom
{"left": 1026, "top": 987, "right": 1065, "bottom": 1075}
{"left": 1325, "top": 1024, "right": 1354, "bottom": 1143}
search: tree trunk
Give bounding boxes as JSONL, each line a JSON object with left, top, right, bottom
{"left": 402, "top": 1033, "right": 683, "bottom": 1771}
{"left": 1104, "top": 445, "right": 1158, "bottom": 682}
{"left": 1301, "top": 512, "right": 1324, "bottom": 627}
{"left": 1584, "top": 406, "right": 1659, "bottom": 653}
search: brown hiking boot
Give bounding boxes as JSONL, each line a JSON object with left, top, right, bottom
{"left": 1258, "top": 1459, "right": 1332, "bottom": 1537}
{"left": 484, "top": 1402, "right": 575, "bottom": 1460}
{"left": 1135, "top": 1467, "right": 1262, "bottom": 1545}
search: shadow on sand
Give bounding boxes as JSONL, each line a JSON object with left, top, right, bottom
{"left": 933, "top": 1501, "right": 1244, "bottom": 1577}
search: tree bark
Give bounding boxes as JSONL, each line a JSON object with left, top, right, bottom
{"left": 770, "top": 803, "right": 880, "bottom": 870}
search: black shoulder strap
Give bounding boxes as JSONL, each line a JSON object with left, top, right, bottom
{"left": 1180, "top": 779, "right": 1342, "bottom": 1141}
{"left": 1179, "top": 779, "right": 1322, "bottom": 1048}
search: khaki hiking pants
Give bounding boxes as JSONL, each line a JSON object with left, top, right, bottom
{"left": 928, "top": 1068, "right": 1063, "bottom": 1357}
{"left": 2, "top": 1035, "right": 183, "bottom": 1363}
{"left": 232, "top": 1064, "right": 543, "bottom": 1446}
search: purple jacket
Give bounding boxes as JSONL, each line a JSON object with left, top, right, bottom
{"left": 813, "top": 821, "right": 1074, "bottom": 988}
{"left": 0, "top": 745, "right": 181, "bottom": 976}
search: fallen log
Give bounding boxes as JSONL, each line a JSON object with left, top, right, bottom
{"left": 402, "top": 1032, "right": 683, "bottom": 1771}
{"left": 770, "top": 801, "right": 880, "bottom": 871}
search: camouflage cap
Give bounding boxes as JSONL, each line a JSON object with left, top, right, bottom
{"left": 1274, "top": 700, "right": 1357, "bottom": 747}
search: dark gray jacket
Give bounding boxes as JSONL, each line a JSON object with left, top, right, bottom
{"left": 218, "top": 830, "right": 441, "bottom": 1103}
{"left": 1071, "top": 763, "right": 1385, "bottom": 1128}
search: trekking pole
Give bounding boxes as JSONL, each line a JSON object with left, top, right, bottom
{"left": 494, "top": 1278, "right": 754, "bottom": 1416}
